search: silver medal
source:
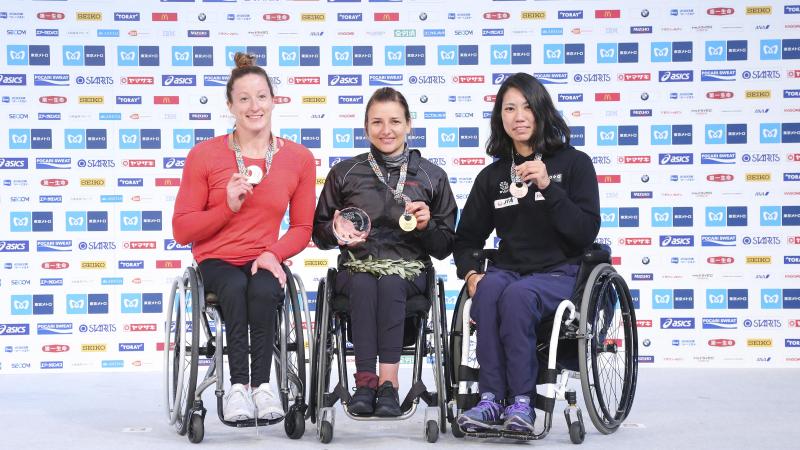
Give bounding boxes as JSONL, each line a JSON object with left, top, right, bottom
{"left": 509, "top": 182, "right": 528, "bottom": 199}
{"left": 245, "top": 165, "right": 263, "bottom": 184}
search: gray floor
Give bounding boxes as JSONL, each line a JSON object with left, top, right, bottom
{"left": 1, "top": 368, "right": 798, "bottom": 449}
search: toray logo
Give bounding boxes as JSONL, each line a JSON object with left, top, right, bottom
{"left": 543, "top": 43, "right": 584, "bottom": 64}
{"left": 331, "top": 45, "right": 373, "bottom": 67}
{"left": 489, "top": 44, "right": 532, "bottom": 65}
{"left": 596, "top": 42, "right": 639, "bottom": 64}
{"left": 651, "top": 41, "right": 693, "bottom": 62}
{"left": 437, "top": 45, "right": 479, "bottom": 65}
{"left": 705, "top": 40, "right": 748, "bottom": 61}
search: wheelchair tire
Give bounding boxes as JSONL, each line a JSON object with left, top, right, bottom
{"left": 319, "top": 420, "right": 334, "bottom": 444}
{"left": 426, "top": 420, "right": 439, "bottom": 443}
{"left": 310, "top": 270, "right": 336, "bottom": 425}
{"left": 569, "top": 421, "right": 585, "bottom": 444}
{"left": 188, "top": 413, "right": 204, "bottom": 444}
{"left": 577, "top": 263, "right": 638, "bottom": 434}
{"left": 165, "top": 268, "right": 200, "bottom": 436}
{"left": 433, "top": 276, "right": 450, "bottom": 434}
{"left": 451, "top": 422, "right": 466, "bottom": 439}
{"left": 273, "top": 267, "right": 307, "bottom": 415}
{"left": 284, "top": 406, "right": 305, "bottom": 440}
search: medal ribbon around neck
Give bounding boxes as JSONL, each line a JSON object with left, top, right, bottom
{"left": 367, "top": 151, "right": 417, "bottom": 231}
{"left": 232, "top": 132, "right": 276, "bottom": 184}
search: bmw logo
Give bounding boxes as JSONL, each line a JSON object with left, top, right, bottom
{"left": 641, "top": 9, "right": 650, "bottom": 18}
{"left": 419, "top": 95, "right": 428, "bottom": 104}
{"left": 641, "top": 174, "right": 650, "bottom": 183}
{"left": 199, "top": 96, "right": 208, "bottom": 105}
{"left": 640, "top": 92, "right": 649, "bottom": 101}
{"left": 198, "top": 13, "right": 206, "bottom": 21}
{"left": 641, "top": 257, "right": 650, "bottom": 265}
{"left": 643, "top": 339, "right": 651, "bottom": 347}
{"left": 419, "top": 12, "right": 428, "bottom": 21}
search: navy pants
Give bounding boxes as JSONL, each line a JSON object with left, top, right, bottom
{"left": 199, "top": 259, "right": 282, "bottom": 387}
{"left": 336, "top": 270, "right": 427, "bottom": 374}
{"left": 470, "top": 264, "right": 578, "bottom": 403}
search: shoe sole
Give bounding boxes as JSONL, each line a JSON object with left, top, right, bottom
{"left": 456, "top": 415, "right": 502, "bottom": 432}
{"left": 504, "top": 416, "right": 535, "bottom": 433}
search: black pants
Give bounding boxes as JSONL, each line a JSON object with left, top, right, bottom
{"left": 198, "top": 259, "right": 282, "bottom": 387}
{"left": 335, "top": 270, "right": 426, "bottom": 373}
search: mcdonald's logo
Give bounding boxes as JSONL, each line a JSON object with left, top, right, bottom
{"left": 156, "top": 260, "right": 181, "bottom": 269}
{"left": 152, "top": 12, "right": 178, "bottom": 22}
{"left": 154, "top": 96, "right": 179, "bottom": 105}
{"left": 597, "top": 174, "right": 621, "bottom": 183}
{"left": 595, "top": 92, "right": 621, "bottom": 102}
{"left": 374, "top": 12, "right": 400, "bottom": 21}
{"left": 155, "top": 178, "right": 180, "bottom": 187}
{"left": 594, "top": 9, "right": 621, "bottom": 18}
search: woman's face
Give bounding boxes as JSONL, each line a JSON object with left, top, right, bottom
{"left": 228, "top": 73, "right": 274, "bottom": 135}
{"left": 500, "top": 87, "right": 535, "bottom": 152}
{"left": 365, "top": 100, "right": 411, "bottom": 157}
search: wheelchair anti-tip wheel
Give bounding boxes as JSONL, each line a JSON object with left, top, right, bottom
{"left": 578, "top": 263, "right": 638, "bottom": 434}
{"left": 164, "top": 268, "right": 201, "bottom": 436}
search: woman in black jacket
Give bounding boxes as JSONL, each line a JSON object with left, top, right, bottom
{"left": 313, "top": 87, "right": 457, "bottom": 416}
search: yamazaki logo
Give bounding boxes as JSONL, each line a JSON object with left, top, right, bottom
{"left": 124, "top": 241, "right": 156, "bottom": 249}
{"left": 621, "top": 238, "right": 652, "bottom": 246}
{"left": 636, "top": 320, "right": 652, "bottom": 328}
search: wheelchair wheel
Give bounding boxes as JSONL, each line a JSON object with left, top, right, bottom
{"left": 309, "top": 270, "right": 335, "bottom": 424}
{"left": 447, "top": 284, "right": 476, "bottom": 438}
{"left": 432, "top": 275, "right": 450, "bottom": 434}
{"left": 578, "top": 263, "right": 638, "bottom": 434}
{"left": 273, "top": 268, "right": 306, "bottom": 417}
{"left": 164, "top": 268, "right": 200, "bottom": 435}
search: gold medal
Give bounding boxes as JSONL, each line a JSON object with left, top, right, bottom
{"left": 399, "top": 212, "right": 417, "bottom": 232}
{"left": 509, "top": 181, "right": 528, "bottom": 199}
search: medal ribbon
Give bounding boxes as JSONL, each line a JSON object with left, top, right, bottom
{"left": 232, "top": 133, "right": 276, "bottom": 181}
{"left": 367, "top": 151, "right": 409, "bottom": 205}
{"left": 509, "top": 150, "right": 542, "bottom": 187}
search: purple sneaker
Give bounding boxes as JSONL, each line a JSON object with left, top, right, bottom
{"left": 456, "top": 392, "right": 504, "bottom": 431}
{"left": 504, "top": 395, "right": 535, "bottom": 432}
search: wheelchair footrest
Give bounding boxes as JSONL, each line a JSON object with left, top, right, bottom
{"left": 462, "top": 427, "right": 541, "bottom": 441}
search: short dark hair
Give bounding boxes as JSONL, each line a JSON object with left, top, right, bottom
{"left": 225, "top": 52, "right": 274, "bottom": 104}
{"left": 363, "top": 87, "right": 411, "bottom": 128}
{"left": 486, "top": 72, "right": 570, "bottom": 158}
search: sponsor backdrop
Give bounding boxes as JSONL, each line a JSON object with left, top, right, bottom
{"left": 1, "top": 0, "right": 798, "bottom": 373}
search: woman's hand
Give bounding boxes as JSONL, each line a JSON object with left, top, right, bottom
{"left": 515, "top": 160, "right": 550, "bottom": 190}
{"left": 333, "top": 210, "right": 368, "bottom": 247}
{"left": 250, "top": 251, "right": 286, "bottom": 287}
{"left": 406, "top": 201, "right": 431, "bottom": 231}
{"left": 466, "top": 271, "right": 485, "bottom": 298}
{"left": 226, "top": 172, "right": 253, "bottom": 213}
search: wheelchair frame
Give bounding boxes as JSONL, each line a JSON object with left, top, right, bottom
{"left": 448, "top": 248, "right": 638, "bottom": 444}
{"left": 309, "top": 267, "right": 451, "bottom": 443}
{"left": 164, "top": 263, "right": 314, "bottom": 443}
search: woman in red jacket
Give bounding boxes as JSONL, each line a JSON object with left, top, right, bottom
{"left": 172, "top": 53, "right": 316, "bottom": 422}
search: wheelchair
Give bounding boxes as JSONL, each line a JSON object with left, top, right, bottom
{"left": 308, "top": 267, "right": 451, "bottom": 443}
{"left": 448, "top": 244, "right": 638, "bottom": 444}
{"left": 164, "top": 262, "right": 314, "bottom": 443}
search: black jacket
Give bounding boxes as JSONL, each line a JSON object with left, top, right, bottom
{"left": 454, "top": 145, "right": 600, "bottom": 278}
{"left": 313, "top": 147, "right": 457, "bottom": 266}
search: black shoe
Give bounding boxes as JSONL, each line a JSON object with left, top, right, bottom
{"left": 348, "top": 386, "right": 375, "bottom": 415}
{"left": 374, "top": 381, "right": 402, "bottom": 417}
